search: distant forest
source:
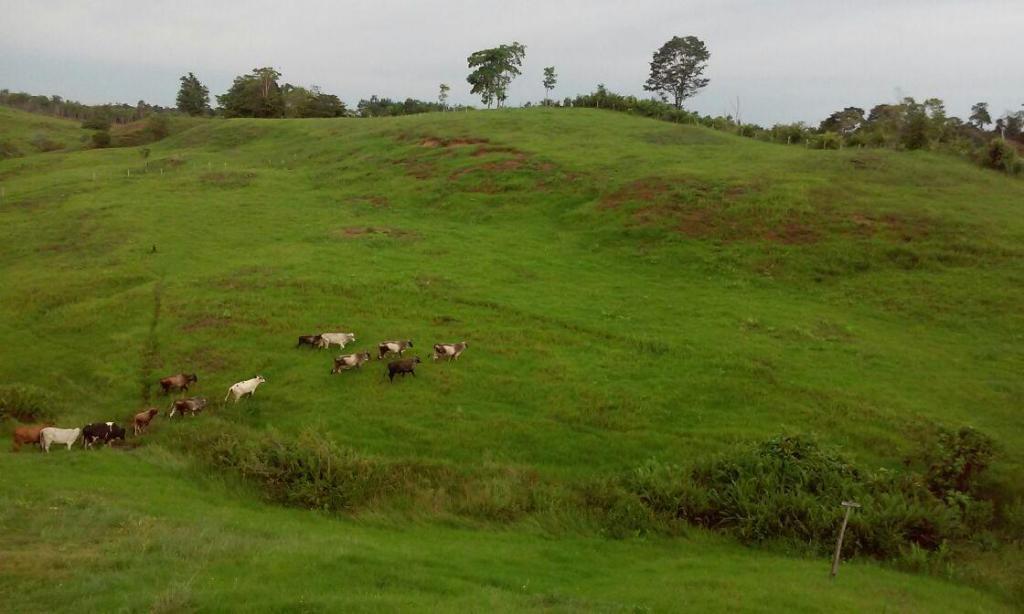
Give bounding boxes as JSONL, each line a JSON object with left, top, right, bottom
{"left": 1, "top": 35, "right": 1021, "bottom": 174}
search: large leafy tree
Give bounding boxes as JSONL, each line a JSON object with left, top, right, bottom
{"left": 643, "top": 36, "right": 710, "bottom": 109}
{"left": 969, "top": 102, "right": 992, "bottom": 130}
{"left": 819, "top": 107, "right": 865, "bottom": 136}
{"left": 466, "top": 42, "right": 526, "bottom": 108}
{"left": 176, "top": 72, "right": 209, "bottom": 116}
{"left": 216, "top": 67, "right": 285, "bottom": 118}
{"left": 282, "top": 84, "right": 347, "bottom": 117}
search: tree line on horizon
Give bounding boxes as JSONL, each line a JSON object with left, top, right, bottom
{"left": 1, "top": 34, "right": 1020, "bottom": 173}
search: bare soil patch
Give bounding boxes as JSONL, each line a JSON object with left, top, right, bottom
{"left": 331, "top": 226, "right": 419, "bottom": 240}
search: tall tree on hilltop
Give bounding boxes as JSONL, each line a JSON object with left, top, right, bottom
{"left": 176, "top": 73, "right": 210, "bottom": 116}
{"left": 644, "top": 36, "right": 710, "bottom": 109}
{"left": 542, "top": 66, "right": 557, "bottom": 104}
{"left": 969, "top": 102, "right": 992, "bottom": 130}
{"left": 466, "top": 42, "right": 526, "bottom": 108}
{"left": 819, "top": 107, "right": 865, "bottom": 136}
{"left": 217, "top": 67, "right": 285, "bottom": 118}
{"left": 438, "top": 83, "right": 450, "bottom": 110}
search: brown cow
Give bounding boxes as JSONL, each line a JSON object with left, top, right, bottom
{"left": 387, "top": 357, "right": 421, "bottom": 382}
{"left": 160, "top": 373, "right": 198, "bottom": 394}
{"left": 11, "top": 423, "right": 53, "bottom": 452}
{"left": 132, "top": 408, "right": 159, "bottom": 435}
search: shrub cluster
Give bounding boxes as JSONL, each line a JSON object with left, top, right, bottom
{"left": 621, "top": 431, "right": 1000, "bottom": 559}
{"left": 978, "top": 138, "right": 1022, "bottom": 175}
{"left": 188, "top": 421, "right": 1008, "bottom": 566}
{"left": 0, "top": 384, "right": 58, "bottom": 422}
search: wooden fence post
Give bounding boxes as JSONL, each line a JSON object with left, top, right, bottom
{"left": 830, "top": 501, "right": 860, "bottom": 579}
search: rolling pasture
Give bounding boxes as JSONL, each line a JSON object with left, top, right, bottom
{"left": 1, "top": 106, "right": 1023, "bottom": 611}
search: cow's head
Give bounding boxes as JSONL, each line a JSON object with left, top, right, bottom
{"left": 407, "top": 340, "right": 414, "bottom": 347}
{"left": 413, "top": 356, "right": 422, "bottom": 364}
{"left": 188, "top": 373, "right": 198, "bottom": 383}
{"left": 256, "top": 375, "right": 266, "bottom": 384}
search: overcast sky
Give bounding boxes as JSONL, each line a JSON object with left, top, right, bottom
{"left": 1, "top": 0, "right": 1021, "bottom": 125}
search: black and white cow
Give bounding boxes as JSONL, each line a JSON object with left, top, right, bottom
{"left": 82, "top": 422, "right": 126, "bottom": 448}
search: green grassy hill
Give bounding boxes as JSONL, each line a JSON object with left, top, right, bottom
{"left": 0, "top": 105, "right": 92, "bottom": 157}
{"left": 2, "top": 107, "right": 1022, "bottom": 611}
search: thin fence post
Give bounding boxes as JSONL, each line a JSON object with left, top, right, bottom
{"left": 830, "top": 501, "right": 860, "bottom": 579}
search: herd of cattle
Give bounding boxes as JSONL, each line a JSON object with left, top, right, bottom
{"left": 10, "top": 332, "right": 468, "bottom": 453}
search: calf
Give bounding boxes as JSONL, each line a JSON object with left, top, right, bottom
{"left": 318, "top": 332, "right": 356, "bottom": 350}
{"left": 40, "top": 427, "right": 81, "bottom": 452}
{"left": 297, "top": 334, "right": 322, "bottom": 348}
{"left": 11, "top": 423, "right": 53, "bottom": 452}
{"left": 160, "top": 373, "right": 198, "bottom": 394}
{"left": 378, "top": 339, "right": 413, "bottom": 360}
{"left": 225, "top": 376, "right": 266, "bottom": 403}
{"left": 332, "top": 351, "right": 371, "bottom": 374}
{"left": 169, "top": 397, "right": 208, "bottom": 418}
{"left": 387, "top": 357, "right": 421, "bottom": 382}
{"left": 432, "top": 341, "right": 469, "bottom": 362}
{"left": 132, "top": 407, "right": 160, "bottom": 434}
{"left": 82, "top": 422, "right": 126, "bottom": 449}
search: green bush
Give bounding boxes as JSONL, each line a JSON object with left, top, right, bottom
{"left": 0, "top": 139, "right": 22, "bottom": 159}
{"left": 146, "top": 114, "right": 171, "bottom": 140}
{"left": 621, "top": 433, "right": 1002, "bottom": 559}
{"left": 91, "top": 130, "right": 111, "bottom": 148}
{"left": 30, "top": 133, "right": 62, "bottom": 152}
{"left": 0, "top": 384, "right": 58, "bottom": 422}
{"left": 979, "top": 138, "right": 1022, "bottom": 174}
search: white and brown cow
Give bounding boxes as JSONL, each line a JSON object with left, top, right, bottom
{"left": 432, "top": 341, "right": 469, "bottom": 361}
{"left": 169, "top": 397, "right": 208, "bottom": 417}
{"left": 378, "top": 340, "right": 413, "bottom": 360}
{"left": 318, "top": 332, "right": 355, "bottom": 350}
{"left": 331, "top": 351, "right": 371, "bottom": 374}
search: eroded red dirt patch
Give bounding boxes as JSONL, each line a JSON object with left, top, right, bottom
{"left": 331, "top": 226, "right": 418, "bottom": 240}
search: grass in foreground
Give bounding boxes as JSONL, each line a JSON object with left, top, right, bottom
{"left": 1, "top": 106, "right": 1023, "bottom": 609}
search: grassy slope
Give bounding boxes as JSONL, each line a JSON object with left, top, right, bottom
{"left": 2, "top": 108, "right": 1023, "bottom": 610}
{"left": 0, "top": 106, "right": 92, "bottom": 155}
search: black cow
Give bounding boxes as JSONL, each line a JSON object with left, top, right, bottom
{"left": 387, "top": 357, "right": 421, "bottom": 382}
{"left": 82, "top": 422, "right": 126, "bottom": 448}
{"left": 297, "top": 334, "right": 322, "bottom": 348}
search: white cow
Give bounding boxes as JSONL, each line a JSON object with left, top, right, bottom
{"left": 318, "top": 332, "right": 356, "bottom": 350}
{"left": 225, "top": 375, "right": 266, "bottom": 403}
{"left": 40, "top": 427, "right": 81, "bottom": 452}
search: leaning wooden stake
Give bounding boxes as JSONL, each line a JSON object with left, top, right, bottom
{"left": 830, "top": 501, "right": 860, "bottom": 579}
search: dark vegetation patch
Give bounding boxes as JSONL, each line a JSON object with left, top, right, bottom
{"left": 599, "top": 176, "right": 970, "bottom": 250}
{"left": 0, "top": 139, "right": 22, "bottom": 159}
{"left": 642, "top": 128, "right": 728, "bottom": 146}
{"left": 0, "top": 384, "right": 59, "bottom": 423}
{"left": 199, "top": 171, "right": 257, "bottom": 188}
{"left": 186, "top": 424, "right": 1018, "bottom": 565}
